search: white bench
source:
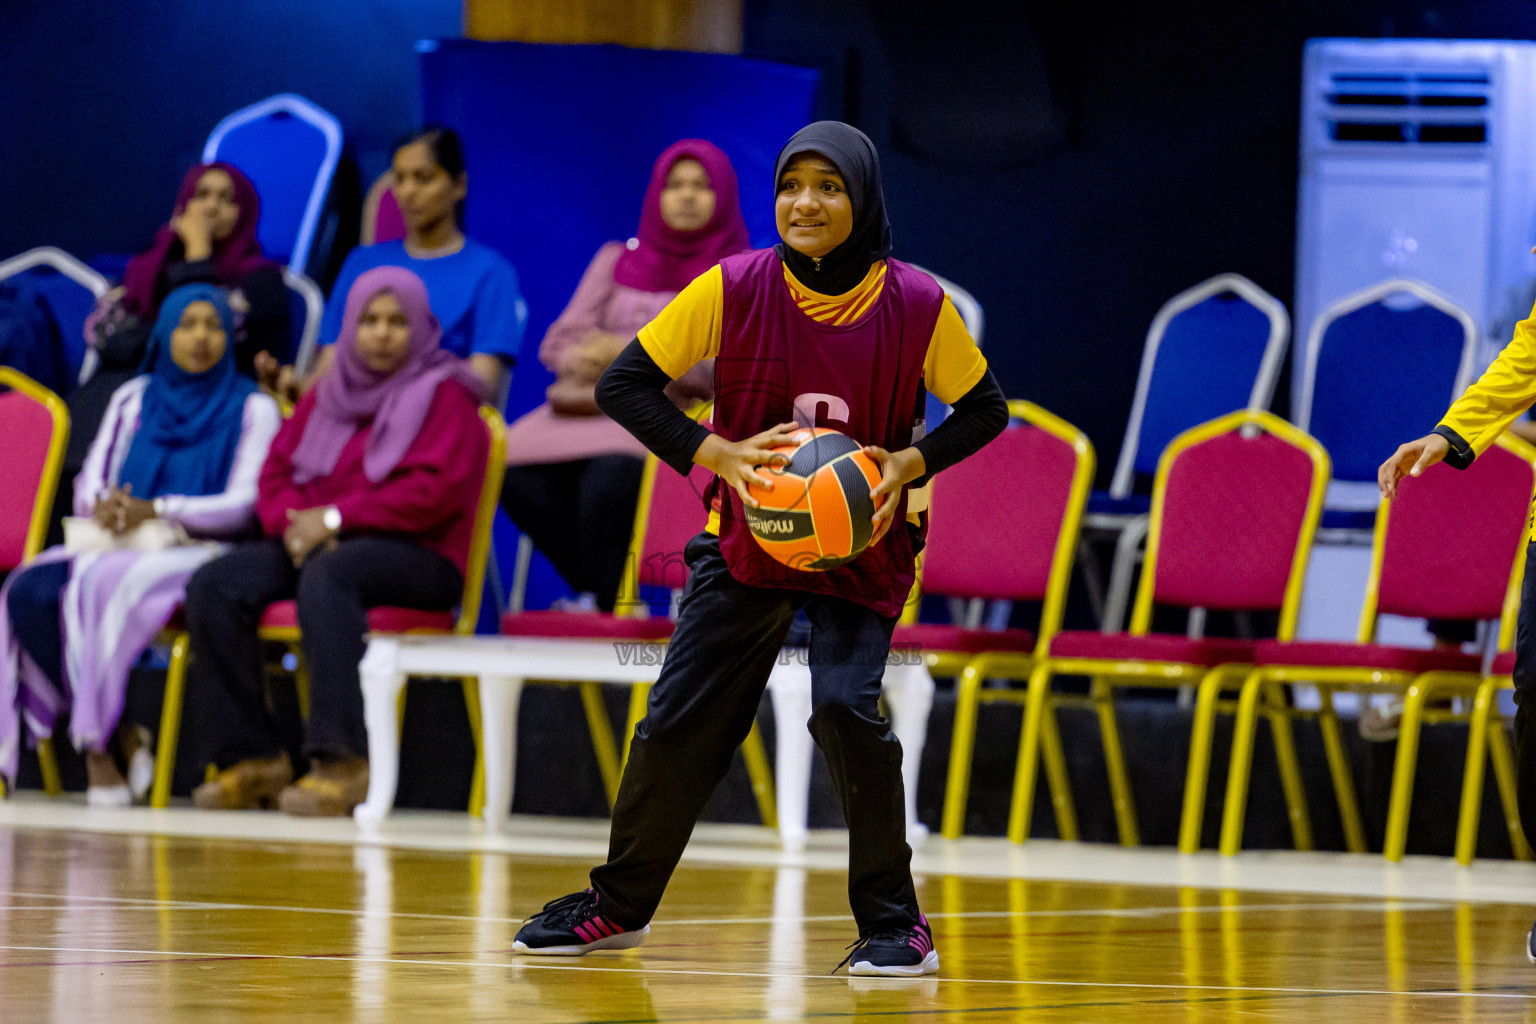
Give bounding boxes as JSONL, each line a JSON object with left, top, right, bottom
{"left": 353, "top": 634, "right": 933, "bottom": 851}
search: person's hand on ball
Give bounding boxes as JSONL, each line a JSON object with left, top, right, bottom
{"left": 863, "top": 445, "right": 926, "bottom": 529}
{"left": 695, "top": 422, "right": 802, "bottom": 509}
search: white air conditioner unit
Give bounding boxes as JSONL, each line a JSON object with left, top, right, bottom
{"left": 1296, "top": 39, "right": 1536, "bottom": 381}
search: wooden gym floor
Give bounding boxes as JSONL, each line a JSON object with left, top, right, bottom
{"left": 0, "top": 797, "right": 1534, "bottom": 1022}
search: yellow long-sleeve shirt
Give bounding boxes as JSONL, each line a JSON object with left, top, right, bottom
{"left": 1439, "top": 303, "right": 1536, "bottom": 461}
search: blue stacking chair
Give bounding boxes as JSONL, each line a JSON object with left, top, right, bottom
{"left": 1295, "top": 278, "right": 1476, "bottom": 529}
{"left": 203, "top": 94, "right": 343, "bottom": 280}
{"left": 1084, "top": 273, "right": 1289, "bottom": 629}
{"left": 0, "top": 247, "right": 109, "bottom": 388}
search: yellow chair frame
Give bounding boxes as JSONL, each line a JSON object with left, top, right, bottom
{"left": 937, "top": 400, "right": 1096, "bottom": 840}
{"left": 1012, "top": 410, "right": 1329, "bottom": 848}
{"left": 0, "top": 368, "right": 70, "bottom": 798}
{"left": 1217, "top": 432, "right": 1536, "bottom": 859}
{"left": 150, "top": 405, "right": 507, "bottom": 809}
{"left": 1451, "top": 548, "right": 1532, "bottom": 866}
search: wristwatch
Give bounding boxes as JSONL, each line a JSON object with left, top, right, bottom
{"left": 322, "top": 506, "right": 342, "bottom": 533}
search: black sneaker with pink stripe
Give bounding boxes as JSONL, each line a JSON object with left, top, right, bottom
{"left": 838, "top": 914, "right": 939, "bottom": 977}
{"left": 512, "top": 889, "right": 649, "bottom": 956}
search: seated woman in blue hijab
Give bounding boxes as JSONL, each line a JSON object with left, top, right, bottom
{"left": 0, "top": 285, "right": 281, "bottom": 806}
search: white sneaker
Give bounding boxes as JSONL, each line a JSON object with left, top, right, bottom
{"left": 86, "top": 785, "right": 131, "bottom": 808}
{"left": 126, "top": 746, "right": 154, "bottom": 802}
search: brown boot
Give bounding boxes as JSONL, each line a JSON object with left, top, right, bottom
{"left": 277, "top": 757, "right": 369, "bottom": 817}
{"left": 192, "top": 753, "right": 294, "bottom": 810}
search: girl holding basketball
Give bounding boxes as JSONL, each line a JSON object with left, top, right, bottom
{"left": 513, "top": 122, "right": 1007, "bottom": 977}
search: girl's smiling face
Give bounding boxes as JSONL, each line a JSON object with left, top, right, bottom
{"left": 775, "top": 152, "right": 853, "bottom": 259}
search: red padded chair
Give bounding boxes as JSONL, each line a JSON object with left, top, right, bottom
{"left": 0, "top": 368, "right": 69, "bottom": 796}
{"left": 496, "top": 432, "right": 777, "bottom": 821}
{"left": 361, "top": 171, "right": 407, "bottom": 247}
{"left": 914, "top": 401, "right": 1095, "bottom": 840}
{"left": 1011, "top": 410, "right": 1329, "bottom": 848}
{"left": 1218, "top": 433, "right": 1536, "bottom": 859}
{"left": 0, "top": 368, "right": 68, "bottom": 572}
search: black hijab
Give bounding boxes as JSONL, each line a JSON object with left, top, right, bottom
{"left": 773, "top": 121, "right": 893, "bottom": 297}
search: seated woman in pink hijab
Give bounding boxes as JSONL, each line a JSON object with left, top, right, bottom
{"left": 499, "top": 140, "right": 748, "bottom": 611}
{"left": 182, "top": 266, "right": 488, "bottom": 817}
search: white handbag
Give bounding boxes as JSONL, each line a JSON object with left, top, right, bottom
{"left": 62, "top": 516, "right": 190, "bottom": 554}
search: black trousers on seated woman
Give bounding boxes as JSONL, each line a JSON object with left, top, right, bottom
{"left": 183, "top": 536, "right": 462, "bottom": 767}
{"left": 500, "top": 454, "right": 645, "bottom": 612}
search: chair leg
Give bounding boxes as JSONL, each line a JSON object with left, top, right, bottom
{"left": 292, "top": 646, "right": 311, "bottom": 720}
{"left": 37, "top": 738, "right": 62, "bottom": 797}
{"left": 1008, "top": 662, "right": 1056, "bottom": 844}
{"left": 1218, "top": 669, "right": 1267, "bottom": 856}
{"left": 1092, "top": 677, "right": 1139, "bottom": 847}
{"left": 739, "top": 719, "right": 778, "bottom": 830}
{"left": 476, "top": 675, "right": 524, "bottom": 833}
{"left": 1316, "top": 691, "right": 1366, "bottom": 854}
{"left": 1262, "top": 679, "right": 1313, "bottom": 852}
{"left": 460, "top": 677, "right": 484, "bottom": 819}
{"left": 1486, "top": 706, "right": 1532, "bottom": 860}
{"left": 941, "top": 658, "right": 986, "bottom": 840}
{"left": 884, "top": 661, "right": 934, "bottom": 846}
{"left": 1037, "top": 689, "right": 1079, "bottom": 841}
{"left": 620, "top": 682, "right": 650, "bottom": 770}
{"left": 1180, "top": 666, "right": 1232, "bottom": 854}
{"left": 151, "top": 633, "right": 192, "bottom": 809}
{"left": 354, "top": 639, "right": 407, "bottom": 828}
{"left": 1455, "top": 678, "right": 1496, "bottom": 866}
{"left": 1383, "top": 679, "right": 1432, "bottom": 863}
{"left": 577, "top": 682, "right": 621, "bottom": 807}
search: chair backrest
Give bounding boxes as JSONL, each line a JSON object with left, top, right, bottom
{"left": 1364, "top": 434, "right": 1536, "bottom": 636}
{"left": 282, "top": 269, "right": 325, "bottom": 375}
{"left": 0, "top": 368, "right": 69, "bottom": 570}
{"left": 907, "top": 263, "right": 984, "bottom": 344}
{"left": 611, "top": 402, "right": 715, "bottom": 613}
{"left": 1133, "top": 410, "right": 1329, "bottom": 638}
{"left": 0, "top": 247, "right": 109, "bottom": 383}
{"left": 1112, "top": 273, "right": 1289, "bottom": 499}
{"left": 908, "top": 265, "right": 984, "bottom": 433}
{"left": 453, "top": 406, "right": 508, "bottom": 634}
{"left": 361, "top": 171, "right": 407, "bottom": 247}
{"left": 1298, "top": 278, "right": 1475, "bottom": 486}
{"left": 1495, "top": 526, "right": 1530, "bottom": 656}
{"left": 922, "top": 400, "right": 1094, "bottom": 642}
{"left": 203, "top": 94, "right": 342, "bottom": 273}
{"left": 629, "top": 458, "right": 714, "bottom": 600}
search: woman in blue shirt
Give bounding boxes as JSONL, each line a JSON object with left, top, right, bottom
{"left": 265, "top": 127, "right": 525, "bottom": 400}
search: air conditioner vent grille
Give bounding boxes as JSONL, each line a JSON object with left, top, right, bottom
{"left": 1321, "top": 69, "right": 1491, "bottom": 146}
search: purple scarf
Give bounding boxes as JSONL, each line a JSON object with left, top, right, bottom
{"left": 121, "top": 162, "right": 274, "bottom": 320}
{"left": 290, "top": 266, "right": 481, "bottom": 484}
{"left": 612, "top": 139, "right": 750, "bottom": 294}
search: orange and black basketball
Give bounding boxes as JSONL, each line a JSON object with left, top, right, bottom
{"left": 744, "top": 427, "right": 886, "bottom": 571}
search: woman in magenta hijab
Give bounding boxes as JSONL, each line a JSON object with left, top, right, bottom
{"left": 56, "top": 162, "right": 291, "bottom": 545}
{"left": 500, "top": 139, "right": 749, "bottom": 612}
{"left": 182, "top": 266, "right": 488, "bottom": 817}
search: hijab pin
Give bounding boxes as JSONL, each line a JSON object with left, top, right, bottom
{"left": 626, "top": 238, "right": 640, "bottom": 250}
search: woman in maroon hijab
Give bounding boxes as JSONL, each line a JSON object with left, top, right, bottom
{"left": 56, "top": 163, "right": 290, "bottom": 543}
{"left": 182, "top": 266, "right": 487, "bottom": 817}
{"left": 499, "top": 140, "right": 749, "bottom": 611}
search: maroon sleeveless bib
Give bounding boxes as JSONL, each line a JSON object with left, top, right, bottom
{"left": 711, "top": 249, "right": 943, "bottom": 616}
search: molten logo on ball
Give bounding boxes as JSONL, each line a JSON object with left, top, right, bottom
{"left": 744, "top": 427, "right": 887, "bottom": 571}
